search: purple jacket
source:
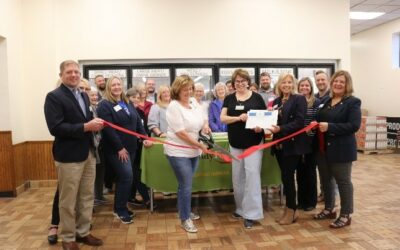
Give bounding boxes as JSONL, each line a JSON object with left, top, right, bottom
{"left": 208, "top": 99, "right": 227, "bottom": 132}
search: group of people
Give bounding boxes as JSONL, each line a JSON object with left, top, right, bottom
{"left": 44, "top": 60, "right": 361, "bottom": 249}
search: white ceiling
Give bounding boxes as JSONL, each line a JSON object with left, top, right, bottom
{"left": 351, "top": 0, "right": 400, "bottom": 34}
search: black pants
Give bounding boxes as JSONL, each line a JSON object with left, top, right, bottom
{"left": 51, "top": 188, "right": 60, "bottom": 225}
{"left": 276, "top": 151, "right": 302, "bottom": 210}
{"left": 103, "top": 153, "right": 115, "bottom": 190}
{"left": 130, "top": 143, "right": 150, "bottom": 202}
{"left": 296, "top": 152, "right": 317, "bottom": 209}
{"left": 94, "top": 144, "right": 106, "bottom": 199}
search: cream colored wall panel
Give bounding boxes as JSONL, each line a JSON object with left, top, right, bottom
{"left": 351, "top": 18, "right": 400, "bottom": 116}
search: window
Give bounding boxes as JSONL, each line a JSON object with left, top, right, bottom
{"left": 132, "top": 68, "right": 171, "bottom": 90}
{"left": 219, "top": 67, "right": 256, "bottom": 84}
{"left": 259, "top": 67, "right": 294, "bottom": 88}
{"left": 175, "top": 67, "right": 214, "bottom": 100}
{"left": 87, "top": 68, "right": 129, "bottom": 90}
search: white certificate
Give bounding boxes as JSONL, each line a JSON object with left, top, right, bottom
{"left": 245, "top": 110, "right": 278, "bottom": 129}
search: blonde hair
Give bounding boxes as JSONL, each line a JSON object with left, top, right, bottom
{"left": 330, "top": 70, "right": 354, "bottom": 98}
{"left": 298, "top": 77, "right": 316, "bottom": 108}
{"left": 275, "top": 73, "right": 297, "bottom": 97}
{"left": 79, "top": 78, "right": 90, "bottom": 91}
{"left": 170, "top": 75, "right": 194, "bottom": 100}
{"left": 156, "top": 84, "right": 171, "bottom": 108}
{"left": 103, "top": 76, "right": 128, "bottom": 103}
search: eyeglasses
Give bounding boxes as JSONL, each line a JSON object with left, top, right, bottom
{"left": 234, "top": 79, "right": 248, "bottom": 84}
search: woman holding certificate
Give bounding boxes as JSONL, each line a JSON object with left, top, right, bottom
{"left": 268, "top": 73, "right": 308, "bottom": 225}
{"left": 220, "top": 69, "right": 266, "bottom": 229}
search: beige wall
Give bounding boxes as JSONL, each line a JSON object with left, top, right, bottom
{"left": 1, "top": 0, "right": 350, "bottom": 142}
{"left": 351, "top": 18, "right": 400, "bottom": 117}
{"left": 0, "top": 0, "right": 25, "bottom": 142}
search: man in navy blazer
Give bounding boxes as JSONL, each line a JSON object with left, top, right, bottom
{"left": 44, "top": 60, "right": 104, "bottom": 250}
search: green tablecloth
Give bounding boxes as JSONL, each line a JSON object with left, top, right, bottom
{"left": 140, "top": 138, "right": 281, "bottom": 192}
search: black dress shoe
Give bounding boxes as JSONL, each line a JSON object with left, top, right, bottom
{"left": 48, "top": 234, "right": 58, "bottom": 245}
{"left": 304, "top": 206, "right": 316, "bottom": 211}
{"left": 47, "top": 226, "right": 58, "bottom": 245}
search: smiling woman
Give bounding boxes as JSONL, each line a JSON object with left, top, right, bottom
{"left": 314, "top": 70, "right": 361, "bottom": 229}
{"left": 269, "top": 73, "right": 308, "bottom": 225}
{"left": 97, "top": 76, "right": 153, "bottom": 224}
{"left": 220, "top": 69, "right": 266, "bottom": 229}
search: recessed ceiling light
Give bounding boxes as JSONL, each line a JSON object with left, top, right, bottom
{"left": 350, "top": 11, "right": 385, "bottom": 20}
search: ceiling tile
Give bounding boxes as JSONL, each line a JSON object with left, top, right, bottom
{"left": 387, "top": 0, "right": 400, "bottom": 5}
{"left": 351, "top": 19, "right": 365, "bottom": 25}
{"left": 362, "top": 0, "right": 392, "bottom": 4}
{"left": 390, "top": 8, "right": 400, "bottom": 13}
{"left": 351, "top": 0, "right": 366, "bottom": 7}
{"left": 351, "top": 4, "right": 380, "bottom": 11}
{"left": 379, "top": 13, "right": 400, "bottom": 19}
{"left": 374, "top": 5, "right": 400, "bottom": 12}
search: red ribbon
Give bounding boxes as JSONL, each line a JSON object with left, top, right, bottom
{"left": 102, "top": 121, "right": 233, "bottom": 163}
{"left": 102, "top": 120, "right": 321, "bottom": 163}
{"left": 237, "top": 121, "right": 320, "bottom": 159}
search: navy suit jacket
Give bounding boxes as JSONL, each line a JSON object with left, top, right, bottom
{"left": 272, "top": 94, "right": 310, "bottom": 156}
{"left": 97, "top": 99, "right": 146, "bottom": 154}
{"left": 316, "top": 96, "right": 361, "bottom": 163}
{"left": 44, "top": 84, "right": 94, "bottom": 163}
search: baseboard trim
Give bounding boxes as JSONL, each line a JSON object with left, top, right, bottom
{"left": 0, "top": 191, "right": 14, "bottom": 197}
{"left": 29, "top": 180, "right": 58, "bottom": 189}
{"left": 15, "top": 181, "right": 30, "bottom": 196}
{"left": 5, "top": 180, "right": 58, "bottom": 197}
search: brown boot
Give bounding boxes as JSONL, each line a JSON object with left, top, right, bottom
{"left": 278, "top": 208, "right": 298, "bottom": 225}
{"left": 275, "top": 207, "right": 287, "bottom": 223}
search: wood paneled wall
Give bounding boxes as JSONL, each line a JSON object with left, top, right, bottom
{"left": 0, "top": 131, "right": 56, "bottom": 196}
{"left": 25, "top": 141, "right": 56, "bottom": 180}
{"left": 0, "top": 131, "right": 15, "bottom": 195}
{"left": 13, "top": 142, "right": 27, "bottom": 188}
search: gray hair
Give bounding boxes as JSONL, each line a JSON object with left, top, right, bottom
{"left": 194, "top": 82, "right": 204, "bottom": 90}
{"left": 213, "top": 82, "right": 227, "bottom": 98}
{"left": 90, "top": 86, "right": 98, "bottom": 93}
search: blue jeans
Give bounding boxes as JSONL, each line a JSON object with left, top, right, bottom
{"left": 108, "top": 152, "right": 134, "bottom": 217}
{"left": 166, "top": 156, "right": 199, "bottom": 221}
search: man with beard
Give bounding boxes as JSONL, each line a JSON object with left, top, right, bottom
{"left": 94, "top": 75, "right": 106, "bottom": 100}
{"left": 145, "top": 79, "right": 157, "bottom": 103}
{"left": 258, "top": 72, "right": 276, "bottom": 106}
{"left": 314, "top": 70, "right": 330, "bottom": 102}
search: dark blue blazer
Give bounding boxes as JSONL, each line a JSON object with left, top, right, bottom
{"left": 44, "top": 84, "right": 94, "bottom": 163}
{"left": 273, "top": 94, "right": 310, "bottom": 156}
{"left": 316, "top": 96, "right": 361, "bottom": 163}
{"left": 97, "top": 99, "right": 146, "bottom": 154}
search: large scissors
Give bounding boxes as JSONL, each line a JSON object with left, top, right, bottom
{"left": 198, "top": 131, "right": 239, "bottom": 161}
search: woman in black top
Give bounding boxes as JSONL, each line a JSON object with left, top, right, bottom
{"left": 296, "top": 77, "right": 320, "bottom": 211}
{"left": 313, "top": 70, "right": 361, "bottom": 229}
{"left": 220, "top": 69, "right": 266, "bottom": 229}
{"left": 269, "top": 73, "right": 308, "bottom": 225}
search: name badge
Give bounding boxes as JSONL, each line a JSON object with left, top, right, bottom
{"left": 235, "top": 105, "right": 244, "bottom": 110}
{"left": 318, "top": 104, "right": 324, "bottom": 108}
{"left": 113, "top": 105, "right": 122, "bottom": 112}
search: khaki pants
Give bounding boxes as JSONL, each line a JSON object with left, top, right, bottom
{"left": 56, "top": 151, "right": 96, "bottom": 242}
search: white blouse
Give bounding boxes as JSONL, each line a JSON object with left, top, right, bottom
{"left": 164, "top": 100, "right": 205, "bottom": 157}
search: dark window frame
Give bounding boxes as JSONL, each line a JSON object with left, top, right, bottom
{"left": 83, "top": 61, "right": 336, "bottom": 90}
